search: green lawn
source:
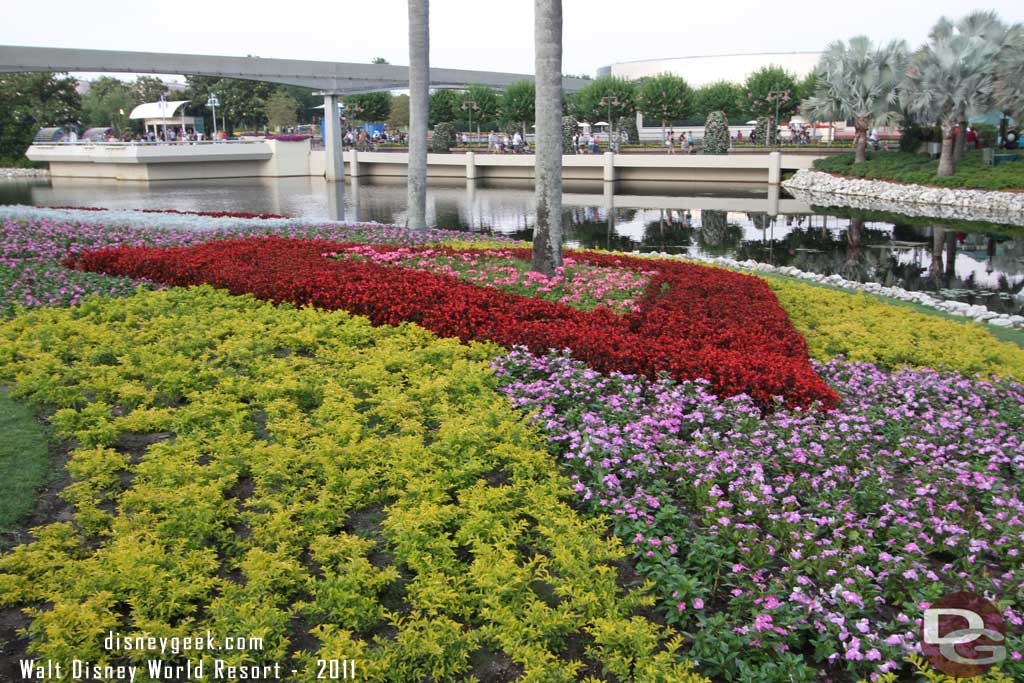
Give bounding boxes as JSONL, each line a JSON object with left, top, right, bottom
{"left": 813, "top": 150, "right": 1024, "bottom": 190}
{"left": 0, "top": 387, "right": 51, "bottom": 536}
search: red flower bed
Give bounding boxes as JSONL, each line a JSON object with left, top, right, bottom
{"left": 45, "top": 206, "right": 289, "bottom": 219}
{"left": 68, "top": 238, "right": 838, "bottom": 409}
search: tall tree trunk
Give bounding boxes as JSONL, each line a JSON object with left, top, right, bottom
{"left": 406, "top": 0, "right": 429, "bottom": 230}
{"left": 937, "top": 121, "right": 956, "bottom": 177}
{"left": 944, "top": 231, "right": 956, "bottom": 281}
{"left": 953, "top": 118, "right": 967, "bottom": 162}
{"left": 854, "top": 126, "right": 867, "bottom": 164}
{"left": 531, "top": 0, "right": 563, "bottom": 275}
{"left": 853, "top": 115, "right": 869, "bottom": 164}
{"left": 929, "top": 226, "right": 945, "bottom": 282}
{"left": 845, "top": 218, "right": 863, "bottom": 271}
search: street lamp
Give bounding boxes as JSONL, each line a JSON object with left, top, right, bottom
{"left": 461, "top": 100, "right": 479, "bottom": 148}
{"left": 599, "top": 96, "right": 620, "bottom": 151}
{"left": 208, "top": 94, "right": 219, "bottom": 137}
{"left": 765, "top": 90, "right": 792, "bottom": 147}
{"left": 159, "top": 94, "right": 168, "bottom": 143}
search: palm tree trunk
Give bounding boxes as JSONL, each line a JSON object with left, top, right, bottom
{"left": 854, "top": 126, "right": 868, "bottom": 164}
{"left": 531, "top": 0, "right": 563, "bottom": 275}
{"left": 406, "top": 0, "right": 429, "bottom": 230}
{"left": 929, "top": 226, "right": 945, "bottom": 282}
{"left": 937, "top": 121, "right": 956, "bottom": 177}
{"left": 845, "top": 218, "right": 863, "bottom": 270}
{"left": 953, "top": 119, "right": 967, "bottom": 162}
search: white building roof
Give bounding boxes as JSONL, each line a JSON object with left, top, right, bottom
{"left": 129, "top": 100, "right": 190, "bottom": 119}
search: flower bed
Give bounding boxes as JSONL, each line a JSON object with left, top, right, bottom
{"left": 0, "top": 217, "right": 509, "bottom": 316}
{"left": 0, "top": 286, "right": 706, "bottom": 682}
{"left": 494, "top": 349, "right": 1024, "bottom": 682}
{"left": 46, "top": 206, "right": 291, "bottom": 219}
{"left": 331, "top": 245, "right": 653, "bottom": 314}
{"left": 767, "top": 277, "right": 1024, "bottom": 378}
{"left": 70, "top": 238, "right": 838, "bottom": 409}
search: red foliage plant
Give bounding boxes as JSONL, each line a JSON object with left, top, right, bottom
{"left": 67, "top": 238, "right": 838, "bottom": 409}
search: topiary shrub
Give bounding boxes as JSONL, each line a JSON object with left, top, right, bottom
{"left": 754, "top": 116, "right": 776, "bottom": 146}
{"left": 703, "top": 111, "right": 729, "bottom": 154}
{"left": 562, "top": 116, "right": 578, "bottom": 155}
{"left": 431, "top": 122, "right": 456, "bottom": 153}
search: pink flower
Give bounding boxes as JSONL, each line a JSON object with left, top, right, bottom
{"left": 693, "top": 598, "right": 705, "bottom": 610}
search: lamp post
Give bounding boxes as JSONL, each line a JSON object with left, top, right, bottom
{"left": 461, "top": 100, "right": 479, "bottom": 149}
{"left": 159, "top": 94, "right": 168, "bottom": 143}
{"left": 599, "top": 96, "right": 620, "bottom": 151}
{"left": 765, "top": 90, "right": 791, "bottom": 147}
{"left": 208, "top": 94, "right": 219, "bottom": 137}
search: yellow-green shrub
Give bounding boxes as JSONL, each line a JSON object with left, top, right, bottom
{"left": 766, "top": 278, "right": 1024, "bottom": 377}
{"left": 0, "top": 286, "right": 707, "bottom": 682}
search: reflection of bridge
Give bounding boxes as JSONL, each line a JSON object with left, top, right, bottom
{"left": 331, "top": 177, "right": 809, "bottom": 225}
{"left": 0, "top": 44, "right": 590, "bottom": 181}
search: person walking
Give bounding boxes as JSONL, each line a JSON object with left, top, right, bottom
{"left": 666, "top": 129, "right": 675, "bottom": 154}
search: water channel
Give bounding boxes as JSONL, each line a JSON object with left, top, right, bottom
{"left": 2, "top": 176, "right": 1022, "bottom": 315}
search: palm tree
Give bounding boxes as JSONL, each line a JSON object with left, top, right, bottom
{"left": 802, "top": 37, "right": 907, "bottom": 164}
{"left": 531, "top": 0, "right": 563, "bottom": 275}
{"left": 902, "top": 14, "right": 1002, "bottom": 176}
{"left": 952, "top": 12, "right": 1008, "bottom": 160}
{"left": 407, "top": 0, "right": 429, "bottom": 230}
{"left": 994, "top": 23, "right": 1024, "bottom": 128}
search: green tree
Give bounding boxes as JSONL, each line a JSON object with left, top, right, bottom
{"left": 81, "top": 76, "right": 136, "bottom": 132}
{"left": 264, "top": 90, "right": 299, "bottom": 131}
{"left": 278, "top": 85, "right": 320, "bottom": 123}
{"left": 185, "top": 76, "right": 276, "bottom": 134}
{"left": 459, "top": 85, "right": 500, "bottom": 131}
{"left": 500, "top": 80, "right": 535, "bottom": 137}
{"left": 343, "top": 92, "right": 391, "bottom": 122}
{"left": 902, "top": 12, "right": 1004, "bottom": 175}
{"left": 0, "top": 72, "right": 81, "bottom": 164}
{"left": 795, "top": 72, "right": 818, "bottom": 103}
{"left": 388, "top": 94, "right": 410, "bottom": 130}
{"left": 694, "top": 80, "right": 744, "bottom": 121}
{"left": 132, "top": 76, "right": 169, "bottom": 103}
{"left": 371, "top": 57, "right": 389, "bottom": 64}
{"left": 570, "top": 75, "right": 637, "bottom": 145}
{"left": 637, "top": 73, "right": 694, "bottom": 139}
{"left": 743, "top": 65, "right": 799, "bottom": 125}
{"left": 429, "top": 89, "right": 460, "bottom": 127}
{"left": 802, "top": 36, "right": 907, "bottom": 163}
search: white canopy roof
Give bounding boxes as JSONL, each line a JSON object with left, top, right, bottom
{"left": 129, "top": 100, "right": 190, "bottom": 119}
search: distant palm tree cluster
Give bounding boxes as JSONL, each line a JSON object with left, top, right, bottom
{"left": 802, "top": 11, "right": 1023, "bottom": 176}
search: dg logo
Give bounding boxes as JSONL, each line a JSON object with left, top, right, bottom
{"left": 921, "top": 591, "right": 1006, "bottom": 678}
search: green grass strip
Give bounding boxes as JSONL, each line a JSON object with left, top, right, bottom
{"left": 0, "top": 387, "right": 50, "bottom": 534}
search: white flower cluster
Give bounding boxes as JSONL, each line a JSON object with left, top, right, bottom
{"left": 0, "top": 204, "right": 381, "bottom": 232}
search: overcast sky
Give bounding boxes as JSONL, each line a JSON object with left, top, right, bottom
{"left": 3, "top": 1, "right": 1022, "bottom": 82}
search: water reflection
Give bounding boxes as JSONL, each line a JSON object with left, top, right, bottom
{"left": 1, "top": 176, "right": 1021, "bottom": 315}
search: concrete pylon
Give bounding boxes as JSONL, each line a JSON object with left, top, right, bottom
{"left": 322, "top": 93, "right": 344, "bottom": 182}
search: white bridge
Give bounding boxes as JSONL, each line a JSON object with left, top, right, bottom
{"left": 0, "top": 44, "right": 590, "bottom": 181}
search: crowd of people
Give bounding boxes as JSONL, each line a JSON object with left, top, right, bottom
{"left": 343, "top": 127, "right": 405, "bottom": 151}
{"left": 664, "top": 129, "right": 697, "bottom": 154}
{"left": 485, "top": 130, "right": 528, "bottom": 153}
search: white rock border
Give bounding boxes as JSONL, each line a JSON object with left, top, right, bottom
{"left": 0, "top": 167, "right": 49, "bottom": 179}
{"left": 630, "top": 250, "right": 1024, "bottom": 331}
{"left": 783, "top": 169, "right": 1024, "bottom": 228}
